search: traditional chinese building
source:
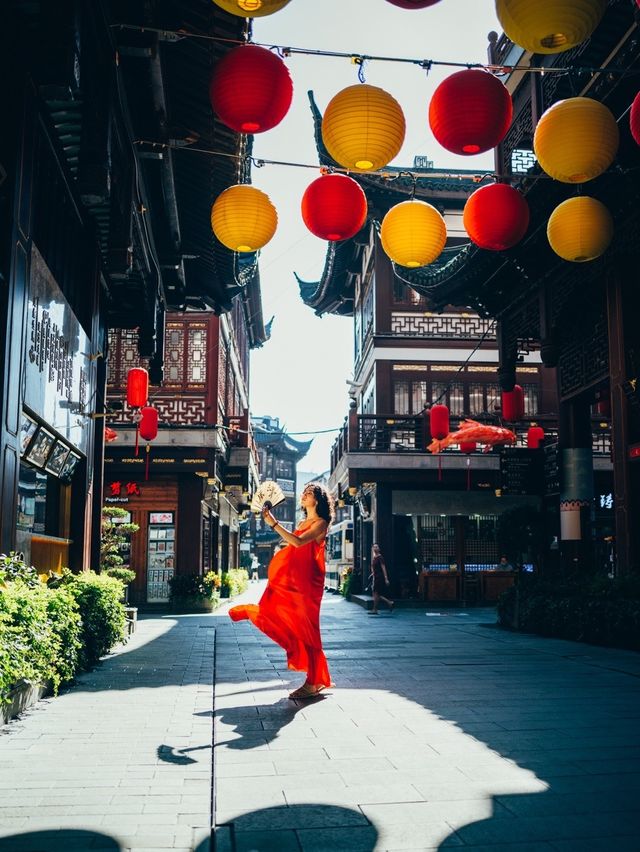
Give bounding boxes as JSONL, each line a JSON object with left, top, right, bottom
{"left": 1, "top": 1, "right": 264, "bottom": 574}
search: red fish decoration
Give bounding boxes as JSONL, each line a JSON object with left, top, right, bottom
{"left": 428, "top": 419, "right": 517, "bottom": 454}
{"left": 104, "top": 427, "right": 118, "bottom": 444}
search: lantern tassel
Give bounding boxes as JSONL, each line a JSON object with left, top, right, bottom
{"left": 466, "top": 456, "right": 471, "bottom": 491}
{"left": 438, "top": 455, "right": 442, "bottom": 482}
{"left": 135, "top": 423, "right": 139, "bottom": 457}
{"left": 145, "top": 444, "right": 151, "bottom": 481}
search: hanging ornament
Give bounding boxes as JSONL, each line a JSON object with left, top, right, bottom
{"left": 533, "top": 97, "right": 619, "bottom": 183}
{"left": 459, "top": 441, "right": 476, "bottom": 491}
{"left": 104, "top": 427, "right": 118, "bottom": 444}
{"left": 502, "top": 385, "right": 524, "bottom": 422}
{"left": 463, "top": 184, "right": 529, "bottom": 251}
{"left": 430, "top": 404, "right": 450, "bottom": 482}
{"left": 385, "top": 0, "right": 441, "bottom": 7}
{"left": 301, "top": 174, "right": 367, "bottom": 241}
{"left": 630, "top": 92, "right": 640, "bottom": 146}
{"left": 495, "top": 0, "right": 607, "bottom": 54}
{"left": 429, "top": 70, "right": 513, "bottom": 156}
{"left": 527, "top": 424, "right": 545, "bottom": 448}
{"left": 139, "top": 406, "right": 159, "bottom": 481}
{"left": 211, "top": 184, "right": 278, "bottom": 252}
{"left": 126, "top": 367, "right": 149, "bottom": 457}
{"left": 380, "top": 200, "right": 446, "bottom": 267}
{"left": 212, "top": 0, "right": 292, "bottom": 17}
{"left": 209, "top": 45, "right": 293, "bottom": 134}
{"left": 547, "top": 196, "right": 613, "bottom": 262}
{"left": 321, "top": 84, "right": 406, "bottom": 172}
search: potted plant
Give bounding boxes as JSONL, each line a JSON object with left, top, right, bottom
{"left": 168, "top": 571, "right": 220, "bottom": 613}
{"left": 100, "top": 507, "right": 139, "bottom": 603}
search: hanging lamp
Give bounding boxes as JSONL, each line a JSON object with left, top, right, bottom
{"left": 547, "top": 196, "right": 613, "bottom": 262}
{"left": 502, "top": 385, "right": 524, "bottom": 422}
{"left": 301, "top": 174, "right": 368, "bottom": 241}
{"left": 630, "top": 92, "right": 640, "bottom": 146}
{"left": 212, "top": 0, "right": 292, "bottom": 17}
{"left": 429, "top": 404, "right": 449, "bottom": 482}
{"left": 126, "top": 367, "right": 149, "bottom": 457}
{"left": 380, "top": 200, "right": 446, "bottom": 267}
{"left": 463, "top": 184, "right": 529, "bottom": 251}
{"left": 139, "top": 406, "right": 159, "bottom": 481}
{"left": 211, "top": 184, "right": 278, "bottom": 252}
{"left": 209, "top": 44, "right": 293, "bottom": 134}
{"left": 459, "top": 441, "right": 476, "bottom": 491}
{"left": 495, "top": 0, "right": 607, "bottom": 54}
{"left": 527, "top": 424, "right": 545, "bottom": 449}
{"left": 533, "top": 97, "right": 619, "bottom": 183}
{"left": 429, "top": 70, "right": 513, "bottom": 156}
{"left": 321, "top": 84, "right": 406, "bottom": 172}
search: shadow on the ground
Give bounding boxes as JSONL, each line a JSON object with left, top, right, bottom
{"left": 0, "top": 828, "right": 211, "bottom": 852}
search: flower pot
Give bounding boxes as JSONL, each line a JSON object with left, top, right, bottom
{"left": 170, "top": 595, "right": 216, "bottom": 614}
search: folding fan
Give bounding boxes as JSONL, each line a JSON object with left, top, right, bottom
{"left": 250, "top": 480, "right": 285, "bottom": 513}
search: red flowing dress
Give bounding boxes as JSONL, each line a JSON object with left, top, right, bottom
{"left": 228, "top": 524, "right": 332, "bottom": 688}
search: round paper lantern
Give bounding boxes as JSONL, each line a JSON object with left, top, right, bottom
{"left": 385, "top": 0, "right": 441, "bottom": 7}
{"left": 212, "top": 0, "right": 291, "bottom": 17}
{"left": 495, "top": 0, "right": 607, "bottom": 54}
{"left": 459, "top": 441, "right": 477, "bottom": 454}
{"left": 630, "top": 92, "right": 640, "bottom": 146}
{"left": 527, "top": 425, "right": 545, "bottom": 449}
{"left": 211, "top": 184, "right": 277, "bottom": 252}
{"left": 430, "top": 404, "right": 450, "bottom": 440}
{"left": 126, "top": 368, "right": 149, "bottom": 409}
{"left": 380, "top": 200, "right": 446, "bottom": 267}
{"left": 502, "top": 384, "right": 524, "bottom": 421}
{"left": 301, "top": 174, "right": 367, "bottom": 241}
{"left": 463, "top": 184, "right": 529, "bottom": 251}
{"left": 139, "top": 406, "right": 159, "bottom": 442}
{"left": 547, "top": 196, "right": 613, "bottom": 262}
{"left": 534, "top": 97, "right": 619, "bottom": 183}
{"left": 209, "top": 45, "right": 293, "bottom": 134}
{"left": 321, "top": 84, "right": 406, "bottom": 172}
{"left": 429, "top": 70, "right": 513, "bottom": 156}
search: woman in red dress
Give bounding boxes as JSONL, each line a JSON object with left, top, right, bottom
{"left": 229, "top": 483, "right": 334, "bottom": 699}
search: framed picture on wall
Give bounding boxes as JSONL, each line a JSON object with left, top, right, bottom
{"left": 19, "top": 412, "right": 39, "bottom": 455}
{"left": 45, "top": 441, "right": 71, "bottom": 476}
{"left": 59, "top": 452, "right": 81, "bottom": 482}
{"left": 25, "top": 427, "right": 56, "bottom": 468}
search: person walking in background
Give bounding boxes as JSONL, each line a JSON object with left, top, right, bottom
{"left": 368, "top": 543, "right": 394, "bottom": 614}
{"left": 250, "top": 553, "right": 260, "bottom": 582}
{"left": 229, "top": 483, "right": 334, "bottom": 699}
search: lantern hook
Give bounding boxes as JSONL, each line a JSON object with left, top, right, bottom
{"left": 419, "top": 59, "right": 432, "bottom": 76}
{"left": 350, "top": 55, "right": 367, "bottom": 83}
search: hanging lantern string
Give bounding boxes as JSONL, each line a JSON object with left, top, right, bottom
{"left": 133, "top": 139, "right": 640, "bottom": 182}
{"left": 110, "top": 24, "right": 639, "bottom": 79}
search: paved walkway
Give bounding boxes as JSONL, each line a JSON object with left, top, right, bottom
{"left": 214, "top": 584, "right": 640, "bottom": 852}
{"left": 2, "top": 586, "right": 640, "bottom": 851}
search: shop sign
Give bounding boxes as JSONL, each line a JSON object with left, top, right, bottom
{"left": 24, "top": 246, "right": 93, "bottom": 454}
{"left": 106, "top": 481, "right": 142, "bottom": 503}
{"left": 599, "top": 493, "right": 613, "bottom": 509}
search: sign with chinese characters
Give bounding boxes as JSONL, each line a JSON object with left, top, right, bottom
{"left": 24, "top": 246, "right": 93, "bottom": 454}
{"left": 599, "top": 493, "right": 613, "bottom": 509}
{"left": 105, "top": 481, "right": 142, "bottom": 503}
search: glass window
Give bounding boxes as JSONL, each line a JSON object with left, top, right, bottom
{"left": 394, "top": 381, "right": 410, "bottom": 415}
{"left": 469, "top": 383, "right": 485, "bottom": 416}
{"left": 449, "top": 382, "right": 464, "bottom": 416}
{"left": 522, "top": 383, "right": 539, "bottom": 415}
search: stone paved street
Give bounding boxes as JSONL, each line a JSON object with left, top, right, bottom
{"left": 2, "top": 585, "right": 640, "bottom": 851}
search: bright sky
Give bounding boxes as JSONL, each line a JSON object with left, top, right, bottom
{"left": 249, "top": 0, "right": 501, "bottom": 474}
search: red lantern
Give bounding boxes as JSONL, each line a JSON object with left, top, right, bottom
{"left": 429, "top": 404, "right": 450, "bottom": 439}
{"left": 429, "top": 70, "right": 513, "bottom": 155}
{"left": 502, "top": 385, "right": 525, "bottom": 422}
{"left": 463, "top": 184, "right": 530, "bottom": 251}
{"left": 139, "top": 406, "right": 159, "bottom": 481}
{"left": 596, "top": 398, "right": 611, "bottom": 417}
{"left": 385, "top": 0, "right": 441, "bottom": 7}
{"left": 527, "top": 425, "right": 545, "bottom": 449}
{"left": 209, "top": 44, "right": 293, "bottom": 134}
{"left": 630, "top": 92, "right": 640, "bottom": 147}
{"left": 459, "top": 441, "right": 477, "bottom": 454}
{"left": 301, "top": 174, "right": 367, "bottom": 241}
{"left": 127, "top": 368, "right": 149, "bottom": 408}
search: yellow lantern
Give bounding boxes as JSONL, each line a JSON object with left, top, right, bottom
{"left": 211, "top": 184, "right": 277, "bottom": 252}
{"left": 322, "top": 84, "right": 406, "bottom": 172}
{"left": 547, "top": 196, "right": 613, "bottom": 262}
{"left": 380, "top": 200, "right": 447, "bottom": 268}
{"left": 534, "top": 97, "right": 618, "bottom": 183}
{"left": 212, "top": 0, "right": 291, "bottom": 17}
{"left": 495, "top": 0, "right": 607, "bottom": 54}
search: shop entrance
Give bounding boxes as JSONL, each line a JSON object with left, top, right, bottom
{"left": 146, "top": 512, "right": 176, "bottom": 602}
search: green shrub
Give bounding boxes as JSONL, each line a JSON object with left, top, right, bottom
{"left": 169, "top": 573, "right": 209, "bottom": 599}
{"left": 63, "top": 573, "right": 126, "bottom": 668}
{"left": 0, "top": 581, "right": 82, "bottom": 702}
{"left": 0, "top": 552, "right": 40, "bottom": 587}
{"left": 220, "top": 568, "right": 249, "bottom": 598}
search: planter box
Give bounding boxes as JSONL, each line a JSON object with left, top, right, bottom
{"left": 170, "top": 596, "right": 216, "bottom": 614}
{"left": 1, "top": 679, "right": 51, "bottom": 725}
{"left": 427, "top": 572, "right": 460, "bottom": 602}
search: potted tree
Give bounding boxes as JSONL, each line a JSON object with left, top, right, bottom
{"left": 100, "top": 507, "right": 139, "bottom": 631}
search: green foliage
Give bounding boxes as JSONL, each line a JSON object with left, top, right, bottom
{"left": 339, "top": 567, "right": 353, "bottom": 598}
{"left": 104, "top": 567, "right": 136, "bottom": 588}
{"left": 0, "top": 580, "right": 82, "bottom": 702}
{"left": 0, "top": 552, "right": 40, "bottom": 588}
{"left": 63, "top": 572, "right": 127, "bottom": 668}
{"left": 100, "top": 507, "right": 139, "bottom": 577}
{"left": 497, "top": 573, "right": 640, "bottom": 651}
{"left": 220, "top": 568, "right": 249, "bottom": 599}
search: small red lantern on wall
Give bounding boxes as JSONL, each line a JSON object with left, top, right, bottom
{"left": 301, "top": 174, "right": 368, "bottom": 241}
{"left": 502, "top": 385, "right": 525, "bottom": 422}
{"left": 126, "top": 367, "right": 149, "bottom": 409}
{"left": 209, "top": 44, "right": 293, "bottom": 134}
{"left": 429, "top": 70, "right": 513, "bottom": 156}
{"left": 527, "top": 425, "right": 545, "bottom": 449}
{"left": 630, "top": 91, "right": 640, "bottom": 147}
{"left": 139, "top": 406, "right": 159, "bottom": 481}
{"left": 463, "top": 184, "right": 530, "bottom": 251}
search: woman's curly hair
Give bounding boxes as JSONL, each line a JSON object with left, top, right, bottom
{"left": 302, "top": 482, "right": 335, "bottom": 526}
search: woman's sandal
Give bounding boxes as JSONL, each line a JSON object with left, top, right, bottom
{"left": 288, "top": 683, "right": 331, "bottom": 700}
